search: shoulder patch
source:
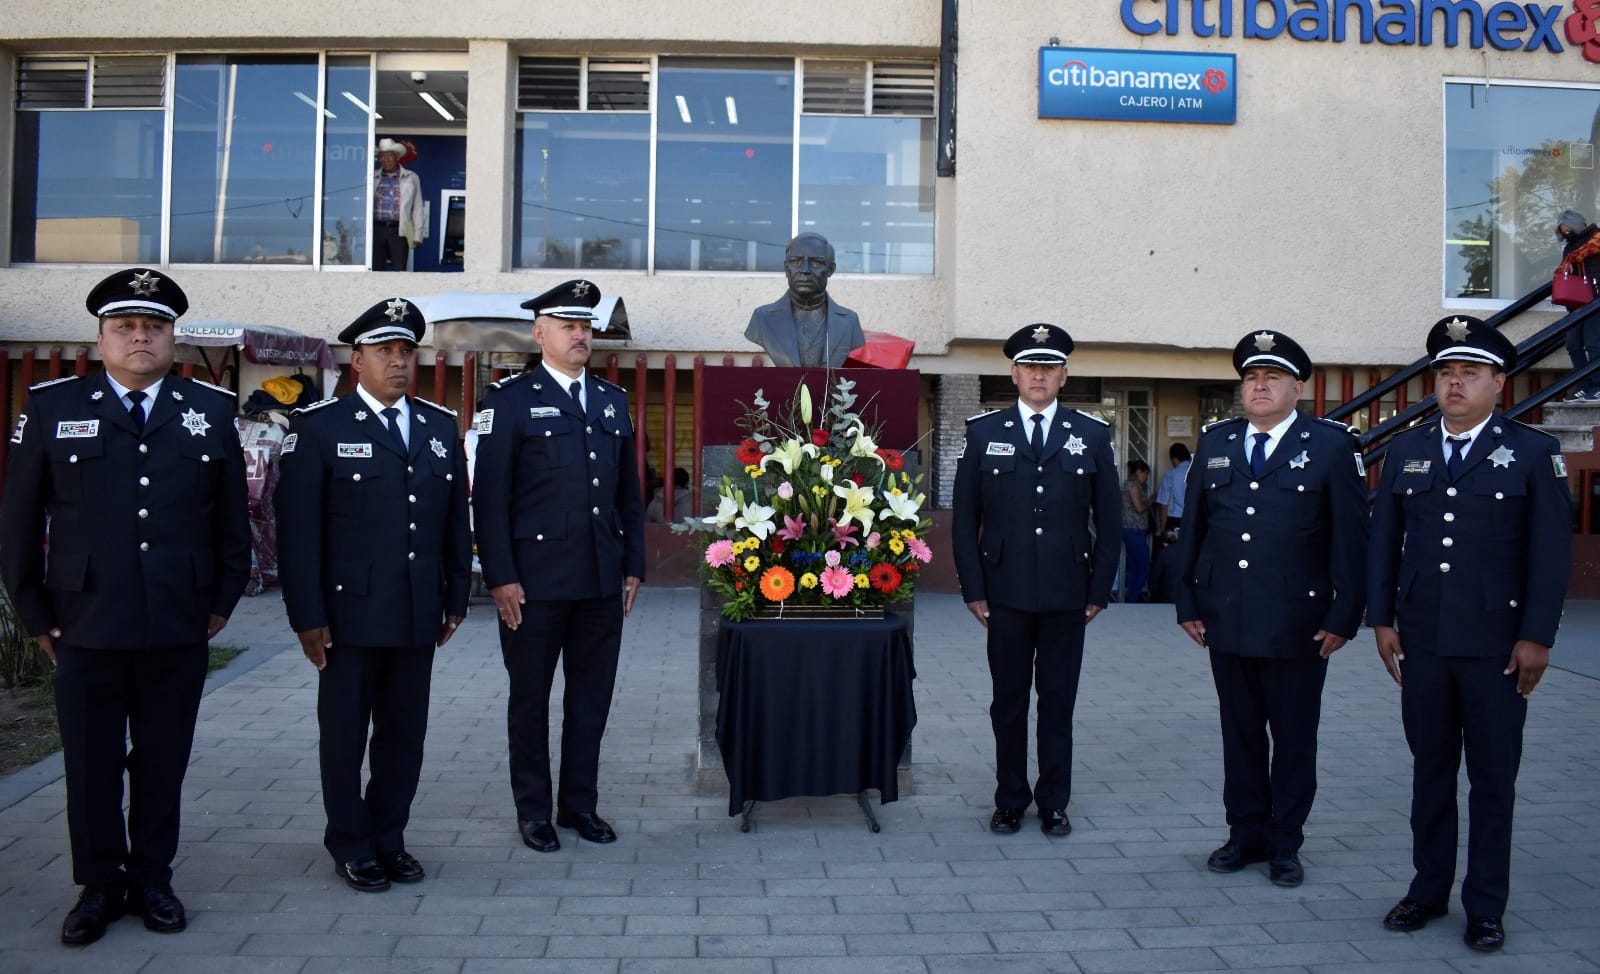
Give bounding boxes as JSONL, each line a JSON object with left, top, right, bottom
{"left": 1316, "top": 417, "right": 1360, "bottom": 435}
{"left": 965, "top": 409, "right": 1000, "bottom": 424}
{"left": 490, "top": 372, "right": 530, "bottom": 391}
{"left": 291, "top": 397, "right": 339, "bottom": 416}
{"left": 189, "top": 378, "right": 237, "bottom": 398}
{"left": 1202, "top": 416, "right": 1243, "bottom": 433}
{"left": 28, "top": 375, "right": 82, "bottom": 393}
{"left": 414, "top": 396, "right": 458, "bottom": 418}
{"left": 1071, "top": 409, "right": 1110, "bottom": 426}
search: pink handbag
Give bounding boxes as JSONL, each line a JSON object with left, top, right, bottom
{"left": 1554, "top": 267, "right": 1597, "bottom": 309}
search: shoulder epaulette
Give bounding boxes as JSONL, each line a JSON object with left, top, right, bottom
{"left": 594, "top": 376, "right": 624, "bottom": 394}
{"left": 965, "top": 409, "right": 1001, "bottom": 424}
{"left": 1202, "top": 416, "right": 1244, "bottom": 433}
{"left": 1316, "top": 417, "right": 1360, "bottom": 435}
{"left": 28, "top": 375, "right": 82, "bottom": 393}
{"left": 414, "top": 396, "right": 458, "bottom": 418}
{"left": 1071, "top": 409, "right": 1110, "bottom": 426}
{"left": 291, "top": 397, "right": 339, "bottom": 416}
{"left": 189, "top": 378, "right": 237, "bottom": 399}
{"left": 490, "top": 371, "right": 529, "bottom": 391}
{"left": 1501, "top": 415, "right": 1559, "bottom": 441}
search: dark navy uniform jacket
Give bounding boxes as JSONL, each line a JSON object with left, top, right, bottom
{"left": 0, "top": 372, "right": 250, "bottom": 648}
{"left": 953, "top": 407, "right": 1121, "bottom": 612}
{"left": 1368, "top": 413, "right": 1570, "bottom": 656}
{"left": 275, "top": 393, "right": 471, "bottom": 647}
{"left": 1175, "top": 413, "right": 1368, "bottom": 657}
{"left": 471, "top": 371, "right": 645, "bottom": 600}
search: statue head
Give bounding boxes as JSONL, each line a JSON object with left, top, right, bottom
{"left": 784, "top": 233, "right": 836, "bottom": 303}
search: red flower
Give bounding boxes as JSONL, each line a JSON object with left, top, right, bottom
{"left": 810, "top": 428, "right": 830, "bottom": 447}
{"left": 868, "top": 562, "right": 903, "bottom": 594}
{"left": 876, "top": 448, "right": 905, "bottom": 472}
{"left": 770, "top": 537, "right": 786, "bottom": 554}
{"left": 735, "top": 581, "right": 744, "bottom": 592}
{"left": 735, "top": 439, "right": 763, "bottom": 465}
{"left": 904, "top": 561, "right": 921, "bottom": 572}
{"left": 850, "top": 473, "right": 864, "bottom": 487}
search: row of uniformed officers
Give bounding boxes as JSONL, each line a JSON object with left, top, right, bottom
{"left": 0, "top": 270, "right": 1570, "bottom": 956}
{"left": 954, "top": 318, "right": 1569, "bottom": 955}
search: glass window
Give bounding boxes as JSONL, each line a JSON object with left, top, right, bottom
{"left": 321, "top": 56, "right": 373, "bottom": 267}
{"left": 655, "top": 57, "right": 794, "bottom": 272}
{"left": 1445, "top": 81, "right": 1600, "bottom": 301}
{"left": 170, "top": 54, "right": 320, "bottom": 264}
{"left": 516, "top": 113, "right": 651, "bottom": 269}
{"left": 799, "top": 116, "right": 935, "bottom": 274}
{"left": 11, "top": 55, "right": 166, "bottom": 263}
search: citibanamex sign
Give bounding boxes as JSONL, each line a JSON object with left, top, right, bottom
{"left": 1121, "top": 0, "right": 1600, "bottom": 63}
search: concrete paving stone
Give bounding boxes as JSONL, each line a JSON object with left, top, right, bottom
{"left": 700, "top": 861, "right": 826, "bottom": 880}
{"left": 570, "top": 862, "right": 697, "bottom": 880}
{"left": 334, "top": 913, "right": 485, "bottom": 935}
{"left": 188, "top": 909, "right": 337, "bottom": 934}
{"left": 0, "top": 950, "right": 151, "bottom": 974}
{"left": 478, "top": 914, "right": 624, "bottom": 936}
{"left": 780, "top": 959, "right": 928, "bottom": 974}
{"left": 1044, "top": 906, "right": 1187, "bottom": 929}
{"left": 240, "top": 932, "right": 401, "bottom": 957}
{"left": 1131, "top": 924, "right": 1277, "bottom": 948}
{"left": 925, "top": 957, "right": 1079, "bottom": 974}
{"left": 621, "top": 915, "right": 767, "bottom": 936}
{"left": 398, "top": 933, "right": 551, "bottom": 957}
{"left": 301, "top": 959, "right": 463, "bottom": 974}
{"left": 990, "top": 929, "right": 1141, "bottom": 953}
{"left": 1213, "top": 942, "right": 1370, "bottom": 967}
{"left": 494, "top": 879, "right": 631, "bottom": 897}
{"left": 1067, "top": 946, "right": 1227, "bottom": 972}
{"left": 910, "top": 911, "right": 1051, "bottom": 933}
{"left": 552, "top": 896, "right": 695, "bottom": 916}
{"left": 1443, "top": 952, "right": 1600, "bottom": 973}
{"left": 697, "top": 933, "right": 848, "bottom": 957}
{"left": 543, "top": 934, "right": 695, "bottom": 958}
{"left": 835, "top": 894, "right": 972, "bottom": 914}
{"left": 845, "top": 932, "right": 995, "bottom": 955}
{"left": 464, "top": 960, "right": 616, "bottom": 973}
{"left": 768, "top": 913, "right": 912, "bottom": 935}
{"left": 624, "top": 962, "right": 776, "bottom": 974}
{"left": 137, "top": 956, "right": 309, "bottom": 974}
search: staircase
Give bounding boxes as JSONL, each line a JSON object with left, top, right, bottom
{"left": 1538, "top": 401, "right": 1600, "bottom": 453}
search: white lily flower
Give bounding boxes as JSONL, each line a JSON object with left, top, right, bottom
{"left": 820, "top": 462, "right": 834, "bottom": 482}
{"left": 735, "top": 500, "right": 778, "bottom": 540}
{"left": 705, "top": 493, "right": 739, "bottom": 528}
{"left": 832, "top": 482, "right": 877, "bottom": 534}
{"left": 846, "top": 421, "right": 885, "bottom": 465}
{"left": 759, "top": 437, "right": 817, "bottom": 476}
{"left": 882, "top": 487, "right": 925, "bottom": 523}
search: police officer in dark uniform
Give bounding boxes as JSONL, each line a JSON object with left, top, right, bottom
{"left": 275, "top": 299, "right": 470, "bottom": 892}
{"left": 1370, "top": 316, "right": 1571, "bottom": 953}
{"left": 1175, "top": 331, "right": 1368, "bottom": 888}
{"left": 471, "top": 279, "right": 646, "bottom": 852}
{"left": 0, "top": 269, "right": 249, "bottom": 945}
{"left": 952, "top": 324, "right": 1121, "bottom": 837}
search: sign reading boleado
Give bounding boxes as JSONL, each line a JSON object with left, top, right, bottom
{"left": 1038, "top": 47, "right": 1237, "bottom": 124}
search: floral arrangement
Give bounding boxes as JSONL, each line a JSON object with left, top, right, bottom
{"left": 693, "top": 378, "right": 932, "bottom": 621}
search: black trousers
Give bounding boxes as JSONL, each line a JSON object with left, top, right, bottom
{"left": 986, "top": 603, "right": 1085, "bottom": 810}
{"left": 317, "top": 643, "right": 435, "bottom": 863}
{"left": 1400, "top": 652, "right": 1526, "bottom": 918}
{"left": 1208, "top": 650, "right": 1328, "bottom": 856}
{"left": 500, "top": 597, "right": 624, "bottom": 821}
{"left": 53, "top": 642, "right": 207, "bottom": 888}
{"left": 371, "top": 220, "right": 408, "bottom": 271}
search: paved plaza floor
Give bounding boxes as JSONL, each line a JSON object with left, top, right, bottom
{"left": 0, "top": 588, "right": 1597, "bottom": 973}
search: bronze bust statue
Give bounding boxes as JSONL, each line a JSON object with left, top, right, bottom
{"left": 744, "top": 233, "right": 866, "bottom": 368}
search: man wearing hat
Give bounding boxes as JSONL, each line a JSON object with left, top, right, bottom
{"left": 0, "top": 269, "right": 250, "bottom": 944}
{"left": 275, "top": 298, "right": 470, "bottom": 892}
{"left": 472, "top": 279, "right": 645, "bottom": 852}
{"left": 1369, "top": 316, "right": 1570, "bottom": 952}
{"left": 952, "top": 323, "right": 1120, "bottom": 836}
{"left": 373, "top": 137, "right": 424, "bottom": 271}
{"left": 1175, "top": 331, "right": 1367, "bottom": 888}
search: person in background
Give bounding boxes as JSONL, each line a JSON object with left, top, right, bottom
{"left": 646, "top": 467, "right": 693, "bottom": 523}
{"left": 1120, "top": 459, "right": 1153, "bottom": 604}
{"left": 1556, "top": 209, "right": 1600, "bottom": 400}
{"left": 1155, "top": 442, "right": 1192, "bottom": 541}
{"left": 372, "top": 138, "right": 424, "bottom": 272}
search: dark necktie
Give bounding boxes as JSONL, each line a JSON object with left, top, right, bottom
{"left": 382, "top": 406, "right": 407, "bottom": 453}
{"left": 1446, "top": 434, "right": 1470, "bottom": 480}
{"left": 569, "top": 380, "right": 583, "bottom": 411}
{"left": 126, "top": 389, "right": 147, "bottom": 433}
{"left": 1029, "top": 413, "right": 1045, "bottom": 456}
{"left": 1249, "top": 431, "right": 1269, "bottom": 477}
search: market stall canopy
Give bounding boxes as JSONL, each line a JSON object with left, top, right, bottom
{"left": 409, "top": 290, "right": 631, "bottom": 353}
{"left": 174, "top": 320, "right": 335, "bottom": 370}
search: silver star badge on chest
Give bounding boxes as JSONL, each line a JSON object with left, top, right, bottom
{"left": 129, "top": 270, "right": 160, "bottom": 296}
{"left": 355, "top": 410, "right": 368, "bottom": 421}
{"left": 1289, "top": 450, "right": 1310, "bottom": 470}
{"left": 1300, "top": 431, "right": 1310, "bottom": 440}
{"left": 90, "top": 390, "right": 104, "bottom": 401}
{"left": 180, "top": 408, "right": 211, "bottom": 437}
{"left": 604, "top": 403, "right": 616, "bottom": 419}
{"left": 1065, "top": 434, "right": 1087, "bottom": 456}
{"left": 1489, "top": 445, "right": 1515, "bottom": 468}
{"left": 384, "top": 299, "right": 408, "bottom": 322}
{"left": 1004, "top": 420, "right": 1014, "bottom": 428}
{"left": 430, "top": 437, "right": 447, "bottom": 459}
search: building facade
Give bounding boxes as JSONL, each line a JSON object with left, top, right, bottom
{"left": 3, "top": 2, "right": 1597, "bottom": 505}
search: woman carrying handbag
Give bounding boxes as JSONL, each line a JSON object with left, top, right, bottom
{"left": 1555, "top": 209, "right": 1600, "bottom": 399}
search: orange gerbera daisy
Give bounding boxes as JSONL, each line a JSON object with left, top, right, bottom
{"left": 758, "top": 565, "right": 797, "bottom": 602}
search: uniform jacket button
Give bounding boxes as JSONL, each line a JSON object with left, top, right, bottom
{"left": 69, "top": 454, "right": 78, "bottom": 463}
{"left": 140, "top": 542, "right": 150, "bottom": 552}
{"left": 408, "top": 552, "right": 416, "bottom": 561}
{"left": 1245, "top": 506, "right": 1255, "bottom": 515}
{"left": 1240, "top": 533, "right": 1251, "bottom": 542}
{"left": 1443, "top": 513, "right": 1454, "bottom": 522}
{"left": 1440, "top": 562, "right": 1451, "bottom": 573}
{"left": 138, "top": 508, "right": 148, "bottom": 518}
{"left": 352, "top": 473, "right": 361, "bottom": 482}
{"left": 446, "top": 473, "right": 453, "bottom": 481}
{"left": 592, "top": 506, "right": 600, "bottom": 515}
{"left": 139, "top": 476, "right": 150, "bottom": 486}
{"left": 536, "top": 534, "right": 544, "bottom": 541}
{"left": 335, "top": 584, "right": 343, "bottom": 592}
{"left": 592, "top": 478, "right": 600, "bottom": 487}
{"left": 1509, "top": 599, "right": 1518, "bottom": 607}
{"left": 1250, "top": 482, "right": 1260, "bottom": 490}
{"left": 1035, "top": 527, "right": 1043, "bottom": 535}
{"left": 1442, "top": 537, "right": 1453, "bottom": 547}
{"left": 1238, "top": 559, "right": 1249, "bottom": 569}
{"left": 589, "top": 451, "right": 597, "bottom": 460}
{"left": 139, "top": 443, "right": 148, "bottom": 453}
{"left": 1446, "top": 487, "right": 1457, "bottom": 497}
{"left": 408, "top": 494, "right": 417, "bottom": 503}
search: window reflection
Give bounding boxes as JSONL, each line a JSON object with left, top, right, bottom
{"left": 322, "top": 57, "right": 372, "bottom": 266}
{"left": 655, "top": 58, "right": 794, "bottom": 272}
{"left": 1444, "top": 82, "right": 1600, "bottom": 300}
{"left": 799, "top": 116, "right": 934, "bottom": 275}
{"left": 515, "top": 113, "right": 650, "bottom": 269}
{"left": 170, "top": 55, "right": 319, "bottom": 264}
{"left": 11, "top": 110, "right": 164, "bottom": 263}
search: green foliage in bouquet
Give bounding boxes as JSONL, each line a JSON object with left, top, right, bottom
{"left": 689, "top": 379, "right": 932, "bottom": 621}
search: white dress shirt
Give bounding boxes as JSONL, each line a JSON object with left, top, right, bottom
{"left": 355, "top": 383, "right": 410, "bottom": 448}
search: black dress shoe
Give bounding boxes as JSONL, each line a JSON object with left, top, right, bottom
{"left": 1464, "top": 915, "right": 1506, "bottom": 952}
{"left": 1206, "top": 840, "right": 1267, "bottom": 873}
{"left": 556, "top": 810, "right": 617, "bottom": 844}
{"left": 989, "top": 807, "right": 1024, "bottom": 834}
{"left": 334, "top": 858, "right": 391, "bottom": 893}
{"left": 1268, "top": 853, "right": 1303, "bottom": 888}
{"left": 1382, "top": 897, "right": 1447, "bottom": 932}
{"left": 1039, "top": 808, "right": 1072, "bottom": 837}
{"left": 127, "top": 884, "right": 187, "bottom": 933}
{"left": 378, "top": 850, "right": 425, "bottom": 884}
{"left": 519, "top": 819, "right": 561, "bottom": 853}
{"left": 60, "top": 881, "right": 126, "bottom": 946}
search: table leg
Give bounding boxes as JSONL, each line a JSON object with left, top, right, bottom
{"left": 856, "top": 791, "right": 881, "bottom": 833}
{"left": 740, "top": 800, "right": 758, "bottom": 833}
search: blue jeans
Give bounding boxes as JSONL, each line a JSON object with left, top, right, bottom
{"left": 1565, "top": 319, "right": 1600, "bottom": 395}
{"left": 1121, "top": 528, "right": 1151, "bottom": 603}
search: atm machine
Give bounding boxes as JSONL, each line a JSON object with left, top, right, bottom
{"left": 439, "top": 190, "right": 465, "bottom": 266}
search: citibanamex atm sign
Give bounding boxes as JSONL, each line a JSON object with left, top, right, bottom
{"left": 1038, "top": 47, "right": 1238, "bottom": 124}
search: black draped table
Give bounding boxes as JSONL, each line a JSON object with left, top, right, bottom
{"left": 715, "top": 615, "right": 917, "bottom": 830}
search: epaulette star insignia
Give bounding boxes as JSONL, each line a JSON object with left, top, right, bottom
{"left": 171, "top": 390, "right": 183, "bottom": 402}
{"left": 354, "top": 410, "right": 368, "bottom": 421}
{"left": 90, "top": 390, "right": 104, "bottom": 401}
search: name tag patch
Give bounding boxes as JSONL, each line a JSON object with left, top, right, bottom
{"left": 56, "top": 420, "right": 99, "bottom": 439}
{"left": 985, "top": 442, "right": 1015, "bottom": 456}
{"left": 9, "top": 415, "right": 26, "bottom": 444}
{"left": 1206, "top": 456, "right": 1230, "bottom": 469}
{"left": 476, "top": 409, "right": 494, "bottom": 435}
{"left": 281, "top": 433, "right": 298, "bottom": 455}
{"left": 1401, "top": 459, "right": 1431, "bottom": 474}
{"left": 1554, "top": 454, "right": 1568, "bottom": 478}
{"left": 337, "top": 443, "right": 373, "bottom": 458}
{"left": 530, "top": 406, "right": 561, "bottom": 419}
